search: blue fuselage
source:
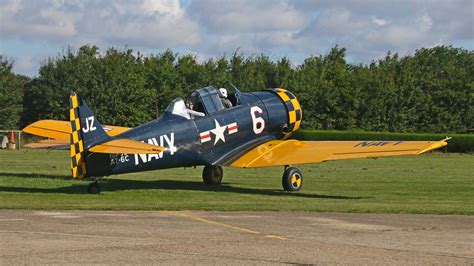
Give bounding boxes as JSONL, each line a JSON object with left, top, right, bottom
{"left": 86, "top": 91, "right": 290, "bottom": 177}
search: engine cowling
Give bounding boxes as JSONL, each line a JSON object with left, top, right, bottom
{"left": 268, "top": 88, "right": 302, "bottom": 137}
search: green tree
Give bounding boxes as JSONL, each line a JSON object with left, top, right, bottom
{"left": 144, "top": 50, "right": 181, "bottom": 115}
{"left": 295, "top": 46, "right": 359, "bottom": 130}
{"left": 22, "top": 45, "right": 155, "bottom": 127}
{"left": 0, "top": 56, "right": 29, "bottom": 129}
{"left": 12, "top": 44, "right": 473, "bottom": 133}
{"left": 274, "top": 57, "right": 295, "bottom": 89}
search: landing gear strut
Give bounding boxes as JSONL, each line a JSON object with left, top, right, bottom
{"left": 87, "top": 181, "right": 101, "bottom": 194}
{"left": 202, "top": 165, "right": 223, "bottom": 185}
{"left": 282, "top": 166, "right": 303, "bottom": 191}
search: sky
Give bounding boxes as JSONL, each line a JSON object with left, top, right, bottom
{"left": 1, "top": 0, "right": 473, "bottom": 76}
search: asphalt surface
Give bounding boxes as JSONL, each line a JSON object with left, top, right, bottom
{"left": 0, "top": 210, "right": 473, "bottom": 265}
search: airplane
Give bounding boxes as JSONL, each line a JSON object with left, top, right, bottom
{"left": 23, "top": 86, "right": 450, "bottom": 194}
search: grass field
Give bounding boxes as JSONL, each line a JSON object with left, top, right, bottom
{"left": 0, "top": 150, "right": 473, "bottom": 214}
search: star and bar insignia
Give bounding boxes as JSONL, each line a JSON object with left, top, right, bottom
{"left": 200, "top": 119, "right": 239, "bottom": 145}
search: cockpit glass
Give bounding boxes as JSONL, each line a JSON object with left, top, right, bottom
{"left": 201, "top": 94, "right": 218, "bottom": 113}
{"left": 193, "top": 87, "right": 225, "bottom": 114}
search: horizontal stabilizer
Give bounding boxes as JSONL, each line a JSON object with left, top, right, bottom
{"left": 24, "top": 139, "right": 69, "bottom": 150}
{"left": 23, "top": 120, "right": 131, "bottom": 140}
{"left": 23, "top": 120, "right": 70, "bottom": 140}
{"left": 88, "top": 139, "right": 165, "bottom": 154}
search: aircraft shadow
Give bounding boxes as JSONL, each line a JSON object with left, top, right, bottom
{"left": 104, "top": 179, "right": 363, "bottom": 199}
{"left": 0, "top": 172, "right": 364, "bottom": 200}
{"left": 0, "top": 172, "right": 71, "bottom": 180}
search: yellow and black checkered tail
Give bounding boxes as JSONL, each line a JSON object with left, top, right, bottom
{"left": 69, "top": 92, "right": 87, "bottom": 179}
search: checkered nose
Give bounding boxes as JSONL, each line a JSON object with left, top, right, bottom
{"left": 269, "top": 88, "right": 302, "bottom": 137}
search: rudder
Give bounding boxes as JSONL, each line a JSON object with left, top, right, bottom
{"left": 69, "top": 92, "right": 87, "bottom": 178}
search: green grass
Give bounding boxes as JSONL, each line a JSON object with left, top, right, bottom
{"left": 0, "top": 150, "right": 473, "bottom": 214}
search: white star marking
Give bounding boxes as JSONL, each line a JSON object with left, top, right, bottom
{"left": 211, "top": 119, "right": 227, "bottom": 145}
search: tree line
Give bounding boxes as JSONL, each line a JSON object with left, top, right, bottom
{"left": 0, "top": 45, "right": 472, "bottom": 133}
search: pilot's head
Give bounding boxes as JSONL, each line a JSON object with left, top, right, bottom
{"left": 186, "top": 100, "right": 194, "bottom": 109}
{"left": 219, "top": 88, "right": 228, "bottom": 98}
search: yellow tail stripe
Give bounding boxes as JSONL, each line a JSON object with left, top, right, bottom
{"left": 69, "top": 93, "right": 87, "bottom": 179}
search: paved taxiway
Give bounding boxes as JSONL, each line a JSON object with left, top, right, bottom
{"left": 0, "top": 210, "right": 473, "bottom": 264}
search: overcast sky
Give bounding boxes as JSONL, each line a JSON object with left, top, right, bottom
{"left": 1, "top": 0, "right": 473, "bottom": 76}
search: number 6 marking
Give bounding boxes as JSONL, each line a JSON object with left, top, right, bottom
{"left": 250, "top": 106, "right": 265, "bottom": 134}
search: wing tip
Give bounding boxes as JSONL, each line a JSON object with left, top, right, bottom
{"left": 416, "top": 137, "right": 450, "bottom": 155}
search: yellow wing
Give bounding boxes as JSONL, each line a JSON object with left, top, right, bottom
{"left": 23, "top": 119, "right": 130, "bottom": 140}
{"left": 230, "top": 138, "right": 449, "bottom": 168}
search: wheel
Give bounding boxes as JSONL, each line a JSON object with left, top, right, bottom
{"left": 87, "top": 181, "right": 101, "bottom": 194}
{"left": 202, "top": 165, "right": 223, "bottom": 185}
{"left": 282, "top": 167, "right": 303, "bottom": 191}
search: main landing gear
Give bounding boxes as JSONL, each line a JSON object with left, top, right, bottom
{"left": 282, "top": 166, "right": 303, "bottom": 191}
{"left": 87, "top": 181, "right": 101, "bottom": 194}
{"left": 202, "top": 165, "right": 223, "bottom": 185}
{"left": 201, "top": 165, "right": 303, "bottom": 191}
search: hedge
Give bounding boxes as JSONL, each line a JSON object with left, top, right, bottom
{"left": 293, "top": 130, "right": 474, "bottom": 153}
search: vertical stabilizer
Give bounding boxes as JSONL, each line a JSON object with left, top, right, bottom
{"left": 77, "top": 100, "right": 109, "bottom": 148}
{"left": 69, "top": 92, "right": 87, "bottom": 178}
{"left": 68, "top": 92, "right": 110, "bottom": 178}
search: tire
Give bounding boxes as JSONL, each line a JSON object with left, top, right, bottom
{"left": 87, "top": 182, "right": 101, "bottom": 194}
{"left": 282, "top": 167, "right": 303, "bottom": 191}
{"left": 202, "top": 165, "right": 223, "bottom": 185}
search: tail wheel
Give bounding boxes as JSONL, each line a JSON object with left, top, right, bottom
{"left": 203, "top": 165, "right": 223, "bottom": 185}
{"left": 282, "top": 167, "right": 303, "bottom": 191}
{"left": 87, "top": 181, "right": 101, "bottom": 194}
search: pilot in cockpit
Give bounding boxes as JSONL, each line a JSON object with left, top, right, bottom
{"left": 219, "top": 88, "right": 233, "bottom": 108}
{"left": 186, "top": 100, "right": 205, "bottom": 119}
